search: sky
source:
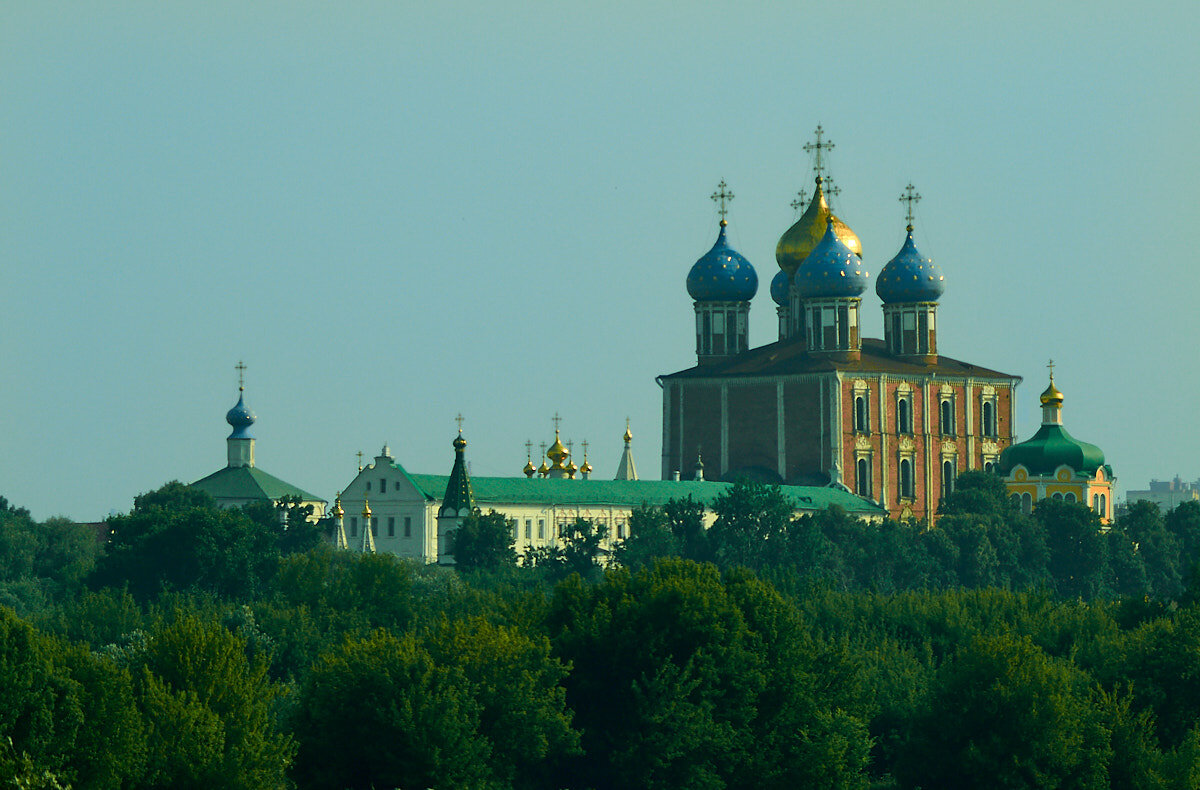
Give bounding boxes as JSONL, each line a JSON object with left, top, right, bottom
{"left": 2, "top": 0, "right": 1198, "bottom": 521}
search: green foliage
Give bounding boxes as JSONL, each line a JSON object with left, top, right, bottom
{"left": 900, "top": 632, "right": 1111, "bottom": 789}
{"left": 452, "top": 510, "right": 518, "bottom": 573}
{"left": 92, "top": 482, "right": 279, "bottom": 601}
{"left": 708, "top": 480, "right": 792, "bottom": 569}
{"left": 133, "top": 611, "right": 294, "bottom": 788}
{"left": 1037, "top": 498, "right": 1107, "bottom": 600}
{"left": 292, "top": 629, "right": 491, "bottom": 789}
{"left": 525, "top": 517, "right": 605, "bottom": 580}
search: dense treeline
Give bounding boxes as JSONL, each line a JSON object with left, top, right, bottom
{"left": 3, "top": 477, "right": 1200, "bottom": 788}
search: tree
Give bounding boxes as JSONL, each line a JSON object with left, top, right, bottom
{"left": 708, "top": 480, "right": 793, "bottom": 570}
{"left": 452, "top": 510, "right": 518, "bottom": 573}
{"left": 1117, "top": 501, "right": 1183, "bottom": 599}
{"left": 91, "top": 482, "right": 279, "bottom": 600}
{"left": 525, "top": 518, "right": 605, "bottom": 579}
{"left": 899, "top": 632, "right": 1110, "bottom": 789}
{"left": 133, "top": 611, "right": 294, "bottom": 788}
{"left": 1037, "top": 498, "right": 1107, "bottom": 600}
{"left": 292, "top": 630, "right": 491, "bottom": 789}
{"left": 1166, "top": 501, "right": 1200, "bottom": 574}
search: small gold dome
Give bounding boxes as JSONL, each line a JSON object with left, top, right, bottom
{"left": 566, "top": 460, "right": 578, "bottom": 478}
{"left": 776, "top": 178, "right": 862, "bottom": 276}
{"left": 362, "top": 497, "right": 372, "bottom": 519}
{"left": 623, "top": 424, "right": 633, "bottom": 443}
{"left": 547, "top": 430, "right": 569, "bottom": 468}
{"left": 332, "top": 493, "right": 344, "bottom": 519}
{"left": 580, "top": 459, "right": 593, "bottom": 474}
{"left": 1040, "top": 375, "right": 1064, "bottom": 406}
{"left": 523, "top": 459, "right": 536, "bottom": 477}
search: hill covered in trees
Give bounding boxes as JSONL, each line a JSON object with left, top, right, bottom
{"left": 3, "top": 474, "right": 1200, "bottom": 788}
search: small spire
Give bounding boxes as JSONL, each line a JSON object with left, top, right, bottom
{"left": 615, "top": 420, "right": 638, "bottom": 481}
{"left": 538, "top": 442, "right": 549, "bottom": 477}
{"left": 710, "top": 179, "right": 734, "bottom": 224}
{"left": 360, "top": 494, "right": 375, "bottom": 553}
{"left": 899, "top": 183, "right": 922, "bottom": 231}
{"left": 803, "top": 124, "right": 835, "bottom": 181}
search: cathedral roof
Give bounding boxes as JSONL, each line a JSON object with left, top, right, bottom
{"left": 659, "top": 337, "right": 1019, "bottom": 381}
{"left": 876, "top": 227, "right": 944, "bottom": 304}
{"left": 998, "top": 424, "right": 1107, "bottom": 477}
{"left": 794, "top": 218, "right": 870, "bottom": 299}
{"left": 190, "top": 465, "right": 323, "bottom": 503}
{"left": 686, "top": 221, "right": 758, "bottom": 302}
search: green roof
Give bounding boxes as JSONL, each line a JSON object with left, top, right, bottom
{"left": 190, "top": 466, "right": 324, "bottom": 503}
{"left": 998, "top": 423, "right": 1107, "bottom": 477}
{"left": 405, "top": 474, "right": 885, "bottom": 514}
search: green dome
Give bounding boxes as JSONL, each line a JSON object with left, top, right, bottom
{"left": 998, "top": 423, "right": 1106, "bottom": 477}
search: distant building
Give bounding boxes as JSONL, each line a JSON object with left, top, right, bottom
{"left": 659, "top": 151, "right": 1019, "bottom": 523}
{"left": 998, "top": 372, "right": 1114, "bottom": 523}
{"left": 190, "top": 382, "right": 326, "bottom": 518}
{"left": 333, "top": 428, "right": 886, "bottom": 564}
{"left": 1125, "top": 477, "right": 1200, "bottom": 511}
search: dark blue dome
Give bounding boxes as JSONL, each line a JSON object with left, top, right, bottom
{"left": 686, "top": 222, "right": 758, "bottom": 302}
{"left": 226, "top": 391, "right": 256, "bottom": 439}
{"left": 770, "top": 269, "right": 790, "bottom": 306}
{"left": 795, "top": 219, "right": 869, "bottom": 299}
{"left": 876, "top": 229, "right": 944, "bottom": 304}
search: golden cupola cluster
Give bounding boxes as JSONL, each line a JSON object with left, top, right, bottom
{"left": 522, "top": 418, "right": 597, "bottom": 480}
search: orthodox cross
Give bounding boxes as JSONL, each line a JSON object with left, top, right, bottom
{"left": 567, "top": 439, "right": 574, "bottom": 455}
{"left": 551, "top": 412, "right": 562, "bottom": 432}
{"left": 539, "top": 442, "right": 547, "bottom": 460}
{"left": 356, "top": 450, "right": 363, "bottom": 471}
{"left": 581, "top": 439, "right": 589, "bottom": 458}
{"left": 455, "top": 412, "right": 464, "bottom": 433}
{"left": 899, "top": 183, "right": 922, "bottom": 228}
{"left": 803, "top": 124, "right": 835, "bottom": 180}
{"left": 235, "top": 360, "right": 246, "bottom": 390}
{"left": 790, "top": 188, "right": 808, "bottom": 214}
{"left": 710, "top": 180, "right": 734, "bottom": 221}
{"left": 1047, "top": 359, "right": 1055, "bottom": 378}
{"left": 525, "top": 440, "right": 533, "bottom": 460}
{"left": 824, "top": 176, "right": 841, "bottom": 206}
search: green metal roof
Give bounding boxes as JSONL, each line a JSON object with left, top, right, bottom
{"left": 190, "top": 466, "right": 324, "bottom": 503}
{"left": 998, "top": 423, "right": 1107, "bottom": 477}
{"left": 405, "top": 474, "right": 885, "bottom": 514}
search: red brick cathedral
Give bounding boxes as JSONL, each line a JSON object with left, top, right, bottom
{"left": 659, "top": 154, "right": 1019, "bottom": 522}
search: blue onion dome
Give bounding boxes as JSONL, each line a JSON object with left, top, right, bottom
{"left": 770, "top": 268, "right": 790, "bottom": 306}
{"left": 876, "top": 226, "right": 945, "bottom": 304}
{"left": 686, "top": 220, "right": 759, "bottom": 302}
{"left": 795, "top": 217, "right": 870, "bottom": 298}
{"left": 226, "top": 389, "right": 256, "bottom": 439}
{"left": 776, "top": 177, "right": 862, "bottom": 277}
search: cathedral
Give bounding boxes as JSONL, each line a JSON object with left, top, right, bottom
{"left": 659, "top": 130, "right": 1021, "bottom": 522}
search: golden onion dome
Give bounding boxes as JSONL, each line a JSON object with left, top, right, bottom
{"left": 566, "top": 460, "right": 578, "bottom": 478}
{"left": 537, "top": 460, "right": 549, "bottom": 476}
{"left": 362, "top": 497, "right": 372, "bottom": 519}
{"left": 523, "top": 458, "right": 536, "bottom": 477}
{"left": 623, "top": 424, "right": 633, "bottom": 443}
{"left": 332, "top": 493, "right": 344, "bottom": 519}
{"left": 1040, "top": 375, "right": 1064, "bottom": 406}
{"left": 775, "top": 177, "right": 862, "bottom": 276}
{"left": 547, "top": 431, "right": 569, "bottom": 467}
{"left": 580, "top": 459, "right": 593, "bottom": 475}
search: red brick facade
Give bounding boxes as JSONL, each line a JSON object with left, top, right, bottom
{"left": 661, "top": 345, "right": 1018, "bottom": 522}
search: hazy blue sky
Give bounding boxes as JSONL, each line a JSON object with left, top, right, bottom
{"left": 3, "top": 1, "right": 1198, "bottom": 520}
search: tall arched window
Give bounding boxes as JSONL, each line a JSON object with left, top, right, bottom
{"left": 854, "top": 396, "right": 868, "bottom": 433}
{"left": 899, "top": 458, "right": 914, "bottom": 499}
{"left": 1010, "top": 493, "right": 1021, "bottom": 509}
{"left": 1065, "top": 492, "right": 1076, "bottom": 503}
{"left": 1052, "top": 492, "right": 1064, "bottom": 501}
{"left": 942, "top": 459, "right": 955, "bottom": 497}
{"left": 856, "top": 458, "right": 871, "bottom": 497}
{"left": 982, "top": 401, "right": 996, "bottom": 437}
{"left": 940, "top": 399, "right": 954, "bottom": 436}
{"left": 898, "top": 398, "right": 911, "bottom": 434}
{"left": 1021, "top": 492, "right": 1032, "bottom": 514}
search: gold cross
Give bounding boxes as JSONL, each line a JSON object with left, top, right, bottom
{"left": 1047, "top": 359, "right": 1055, "bottom": 378}
{"left": 790, "top": 188, "right": 808, "bottom": 213}
{"left": 552, "top": 412, "right": 562, "bottom": 432}
{"left": 581, "top": 439, "right": 589, "bottom": 458}
{"left": 803, "top": 124, "right": 835, "bottom": 180}
{"left": 455, "top": 413, "right": 464, "bottom": 433}
{"left": 710, "top": 179, "right": 734, "bottom": 220}
{"left": 234, "top": 360, "right": 246, "bottom": 390}
{"left": 899, "top": 183, "right": 922, "bottom": 228}
{"left": 356, "top": 450, "right": 363, "bottom": 471}
{"left": 525, "top": 440, "right": 532, "bottom": 459}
